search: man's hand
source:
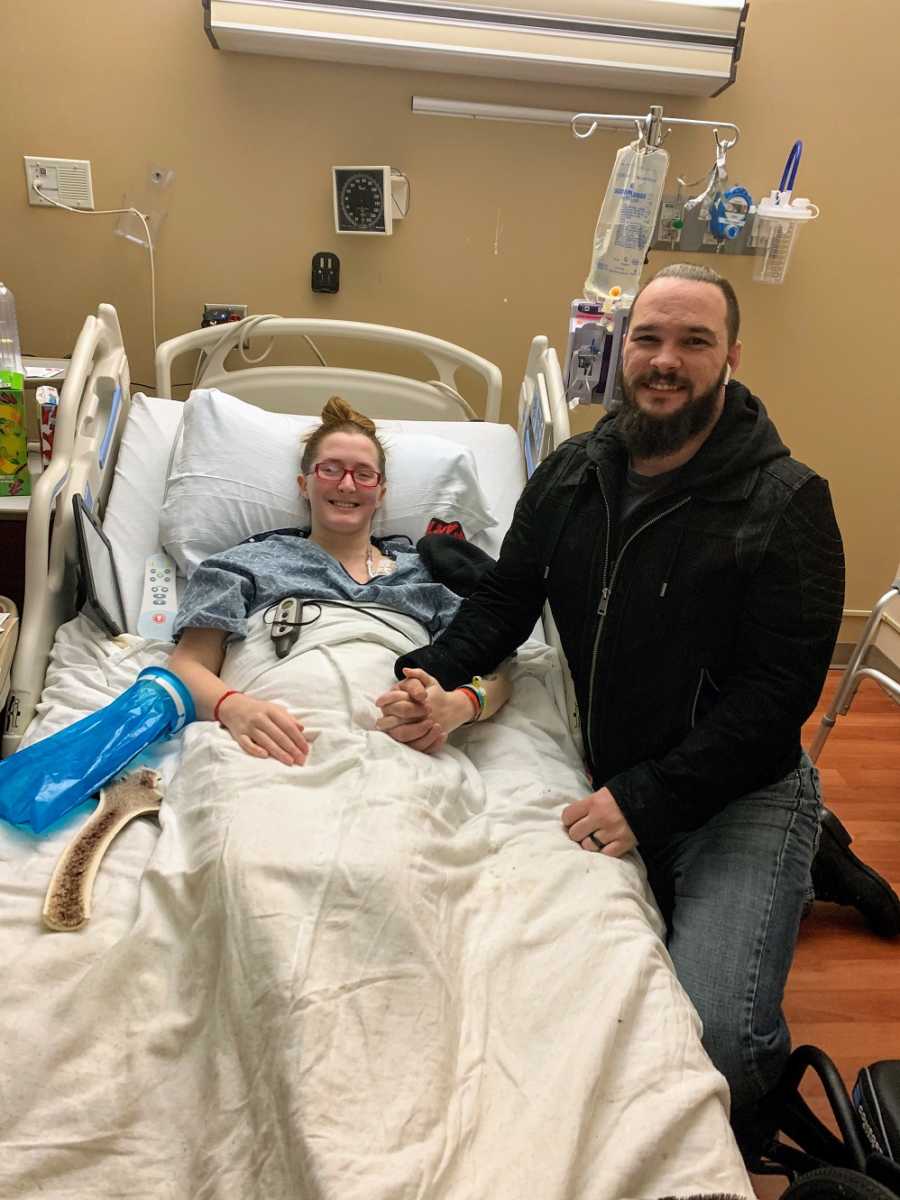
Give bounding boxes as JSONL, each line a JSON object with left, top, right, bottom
{"left": 217, "top": 693, "right": 310, "bottom": 765}
{"left": 374, "top": 668, "right": 471, "bottom": 755}
{"left": 561, "top": 786, "right": 637, "bottom": 858}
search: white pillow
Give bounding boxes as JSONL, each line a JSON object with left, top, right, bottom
{"left": 159, "top": 388, "right": 496, "bottom": 576}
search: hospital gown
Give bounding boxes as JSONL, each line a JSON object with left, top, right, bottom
{"left": 173, "top": 528, "right": 461, "bottom": 642}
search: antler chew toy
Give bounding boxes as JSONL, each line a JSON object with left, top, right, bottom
{"left": 42, "top": 768, "right": 164, "bottom": 932}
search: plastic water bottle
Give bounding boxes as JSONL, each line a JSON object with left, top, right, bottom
{"left": 0, "top": 282, "right": 24, "bottom": 392}
{"left": 0, "top": 283, "right": 31, "bottom": 498}
{"left": 752, "top": 192, "right": 819, "bottom": 285}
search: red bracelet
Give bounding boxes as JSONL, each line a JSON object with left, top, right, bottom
{"left": 213, "top": 689, "right": 241, "bottom": 724}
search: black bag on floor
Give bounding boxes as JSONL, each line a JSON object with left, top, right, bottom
{"left": 854, "top": 1061, "right": 900, "bottom": 1162}
{"left": 778, "top": 1165, "right": 899, "bottom": 1198}
{"left": 760, "top": 1047, "right": 900, "bottom": 1197}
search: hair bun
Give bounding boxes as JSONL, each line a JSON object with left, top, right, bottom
{"left": 321, "top": 395, "right": 376, "bottom": 436}
{"left": 300, "top": 395, "right": 385, "bottom": 476}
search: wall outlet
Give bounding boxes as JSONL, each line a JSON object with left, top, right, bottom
{"left": 311, "top": 251, "right": 340, "bottom": 293}
{"left": 25, "top": 157, "right": 94, "bottom": 208}
{"left": 201, "top": 304, "right": 248, "bottom": 327}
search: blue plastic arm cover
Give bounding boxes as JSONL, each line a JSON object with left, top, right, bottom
{"left": 0, "top": 667, "right": 195, "bottom": 834}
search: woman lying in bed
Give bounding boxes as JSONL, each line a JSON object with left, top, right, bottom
{"left": 169, "top": 396, "right": 509, "bottom": 759}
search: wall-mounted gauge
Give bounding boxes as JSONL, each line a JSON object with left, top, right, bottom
{"left": 332, "top": 166, "right": 409, "bottom": 236}
{"left": 334, "top": 167, "right": 389, "bottom": 235}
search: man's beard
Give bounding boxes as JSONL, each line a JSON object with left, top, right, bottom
{"left": 616, "top": 363, "right": 727, "bottom": 459}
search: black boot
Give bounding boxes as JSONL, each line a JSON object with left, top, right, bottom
{"left": 811, "top": 808, "right": 900, "bottom": 938}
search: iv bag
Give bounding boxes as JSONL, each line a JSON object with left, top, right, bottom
{"left": 0, "top": 667, "right": 194, "bottom": 834}
{"left": 584, "top": 139, "right": 670, "bottom": 303}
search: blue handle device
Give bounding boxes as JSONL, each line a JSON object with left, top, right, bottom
{"left": 708, "top": 185, "right": 754, "bottom": 241}
{"left": 779, "top": 141, "right": 804, "bottom": 193}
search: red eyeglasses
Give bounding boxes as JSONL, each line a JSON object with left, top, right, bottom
{"left": 312, "top": 460, "right": 382, "bottom": 488}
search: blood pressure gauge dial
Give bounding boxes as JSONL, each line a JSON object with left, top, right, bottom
{"left": 333, "top": 167, "right": 391, "bottom": 235}
{"left": 340, "top": 173, "right": 384, "bottom": 230}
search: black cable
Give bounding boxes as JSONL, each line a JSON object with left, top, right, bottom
{"left": 263, "top": 599, "right": 324, "bottom": 633}
{"left": 391, "top": 171, "right": 411, "bottom": 218}
{"left": 130, "top": 380, "right": 196, "bottom": 393}
{"left": 262, "top": 598, "right": 432, "bottom": 646}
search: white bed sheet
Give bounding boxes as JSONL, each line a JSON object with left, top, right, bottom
{"left": 0, "top": 614, "right": 753, "bottom": 1200}
{"left": 102, "top": 395, "right": 525, "bottom": 633}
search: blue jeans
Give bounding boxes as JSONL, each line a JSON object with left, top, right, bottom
{"left": 642, "top": 755, "right": 822, "bottom": 1135}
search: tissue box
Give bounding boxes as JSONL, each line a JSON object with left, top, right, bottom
{"left": 0, "top": 374, "right": 31, "bottom": 498}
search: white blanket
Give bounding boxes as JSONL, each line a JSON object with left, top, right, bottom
{"left": 0, "top": 612, "right": 752, "bottom": 1200}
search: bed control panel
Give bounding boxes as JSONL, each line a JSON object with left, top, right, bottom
{"left": 137, "top": 552, "right": 178, "bottom": 641}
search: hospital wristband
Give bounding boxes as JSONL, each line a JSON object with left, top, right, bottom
{"left": 458, "top": 677, "right": 487, "bottom": 722}
{"left": 472, "top": 677, "right": 488, "bottom": 719}
{"left": 456, "top": 686, "right": 482, "bottom": 722}
{"left": 213, "top": 689, "right": 242, "bottom": 724}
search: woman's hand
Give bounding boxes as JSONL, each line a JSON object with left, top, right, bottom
{"left": 375, "top": 667, "right": 472, "bottom": 755}
{"left": 217, "top": 692, "right": 310, "bottom": 765}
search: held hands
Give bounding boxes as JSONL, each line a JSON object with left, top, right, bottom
{"left": 375, "top": 667, "right": 472, "bottom": 755}
{"left": 562, "top": 786, "right": 637, "bottom": 858}
{"left": 217, "top": 692, "right": 310, "bottom": 765}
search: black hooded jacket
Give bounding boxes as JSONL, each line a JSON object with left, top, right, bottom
{"left": 397, "top": 383, "right": 845, "bottom": 850}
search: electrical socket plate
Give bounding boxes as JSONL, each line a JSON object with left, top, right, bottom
{"left": 25, "top": 156, "right": 94, "bottom": 208}
{"left": 651, "top": 193, "right": 756, "bottom": 257}
{"left": 201, "top": 304, "right": 248, "bottom": 327}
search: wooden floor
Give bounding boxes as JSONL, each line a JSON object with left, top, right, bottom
{"left": 752, "top": 671, "right": 900, "bottom": 1199}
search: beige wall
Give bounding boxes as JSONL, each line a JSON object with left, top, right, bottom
{"left": 3, "top": 0, "right": 898, "bottom": 614}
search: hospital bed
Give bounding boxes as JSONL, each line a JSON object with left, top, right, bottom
{"left": 0, "top": 308, "right": 754, "bottom": 1200}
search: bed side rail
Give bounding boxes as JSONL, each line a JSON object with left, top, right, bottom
{"left": 155, "top": 317, "right": 502, "bottom": 423}
{"left": 516, "top": 335, "right": 580, "bottom": 741}
{"left": 3, "top": 305, "right": 130, "bottom": 757}
{"left": 516, "top": 336, "right": 571, "bottom": 474}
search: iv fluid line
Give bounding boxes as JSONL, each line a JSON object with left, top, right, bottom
{"left": 30, "top": 180, "right": 158, "bottom": 350}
